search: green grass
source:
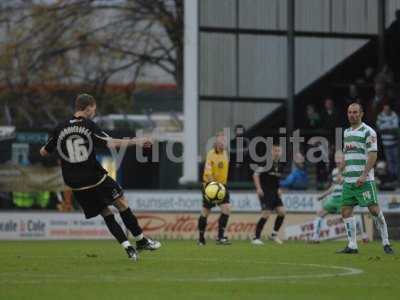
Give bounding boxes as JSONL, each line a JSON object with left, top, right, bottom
{"left": 0, "top": 240, "right": 399, "bottom": 300}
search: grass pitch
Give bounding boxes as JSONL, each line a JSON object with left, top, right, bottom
{"left": 0, "top": 240, "right": 399, "bottom": 300}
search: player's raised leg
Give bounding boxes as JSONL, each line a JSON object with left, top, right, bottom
{"left": 113, "top": 196, "right": 161, "bottom": 251}
{"left": 101, "top": 207, "right": 138, "bottom": 261}
{"left": 311, "top": 210, "right": 328, "bottom": 243}
{"left": 216, "top": 202, "right": 231, "bottom": 245}
{"left": 39, "top": 94, "right": 159, "bottom": 260}
{"left": 198, "top": 207, "right": 210, "bottom": 245}
{"left": 313, "top": 154, "right": 345, "bottom": 243}
{"left": 312, "top": 196, "right": 342, "bottom": 243}
{"left": 368, "top": 204, "right": 394, "bottom": 254}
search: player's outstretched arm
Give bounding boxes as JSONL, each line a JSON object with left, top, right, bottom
{"left": 105, "top": 137, "right": 153, "bottom": 149}
{"left": 317, "top": 185, "right": 334, "bottom": 201}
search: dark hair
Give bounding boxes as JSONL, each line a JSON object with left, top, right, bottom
{"left": 234, "top": 124, "right": 245, "bottom": 136}
{"left": 75, "top": 94, "right": 96, "bottom": 111}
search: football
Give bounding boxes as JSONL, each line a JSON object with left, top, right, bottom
{"left": 204, "top": 181, "right": 226, "bottom": 203}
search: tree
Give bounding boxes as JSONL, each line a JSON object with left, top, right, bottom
{"left": 0, "top": 0, "right": 182, "bottom": 127}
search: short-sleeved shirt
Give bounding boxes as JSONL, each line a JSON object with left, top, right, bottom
{"left": 343, "top": 122, "right": 378, "bottom": 184}
{"left": 202, "top": 149, "right": 229, "bottom": 185}
{"left": 253, "top": 161, "right": 283, "bottom": 192}
{"left": 44, "top": 116, "right": 111, "bottom": 189}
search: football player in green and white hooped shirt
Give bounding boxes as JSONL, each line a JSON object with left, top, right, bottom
{"left": 311, "top": 150, "right": 369, "bottom": 243}
{"left": 311, "top": 151, "right": 345, "bottom": 242}
{"left": 338, "top": 103, "right": 394, "bottom": 254}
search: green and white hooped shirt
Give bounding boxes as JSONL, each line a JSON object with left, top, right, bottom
{"left": 343, "top": 122, "right": 378, "bottom": 184}
{"left": 331, "top": 167, "right": 343, "bottom": 197}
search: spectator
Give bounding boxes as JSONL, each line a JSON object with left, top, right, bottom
{"left": 364, "top": 81, "right": 390, "bottom": 124}
{"left": 364, "top": 67, "right": 375, "bottom": 84}
{"left": 305, "top": 104, "right": 321, "bottom": 129}
{"left": 280, "top": 153, "right": 308, "bottom": 190}
{"left": 376, "top": 104, "right": 399, "bottom": 180}
{"left": 355, "top": 67, "right": 375, "bottom": 85}
{"left": 312, "top": 141, "right": 330, "bottom": 190}
{"left": 344, "top": 84, "right": 361, "bottom": 106}
{"left": 387, "top": 85, "right": 400, "bottom": 114}
{"left": 321, "top": 98, "right": 338, "bottom": 132}
{"left": 375, "top": 161, "right": 397, "bottom": 191}
{"left": 372, "top": 81, "right": 388, "bottom": 109}
{"left": 386, "top": 10, "right": 400, "bottom": 82}
{"left": 375, "top": 65, "right": 395, "bottom": 86}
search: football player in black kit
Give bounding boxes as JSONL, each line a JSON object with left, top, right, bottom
{"left": 40, "top": 94, "right": 160, "bottom": 261}
{"left": 251, "top": 144, "right": 286, "bottom": 245}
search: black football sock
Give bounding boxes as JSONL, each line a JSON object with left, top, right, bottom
{"left": 255, "top": 217, "right": 268, "bottom": 239}
{"left": 103, "top": 214, "right": 128, "bottom": 244}
{"left": 218, "top": 213, "right": 229, "bottom": 239}
{"left": 120, "top": 208, "right": 143, "bottom": 238}
{"left": 273, "top": 215, "right": 285, "bottom": 233}
{"left": 198, "top": 215, "right": 207, "bottom": 240}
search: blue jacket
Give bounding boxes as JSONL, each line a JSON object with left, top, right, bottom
{"left": 280, "top": 168, "right": 308, "bottom": 190}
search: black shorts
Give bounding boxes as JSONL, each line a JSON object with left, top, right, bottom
{"left": 73, "top": 176, "right": 124, "bottom": 219}
{"left": 202, "top": 185, "right": 230, "bottom": 209}
{"left": 259, "top": 190, "right": 284, "bottom": 211}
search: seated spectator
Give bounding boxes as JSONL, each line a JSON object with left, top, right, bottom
{"left": 364, "top": 67, "right": 376, "bottom": 84}
{"left": 305, "top": 104, "right": 321, "bottom": 129}
{"left": 321, "top": 98, "right": 338, "bottom": 132}
{"left": 375, "top": 161, "right": 397, "bottom": 191}
{"left": 313, "top": 141, "right": 330, "bottom": 190}
{"left": 374, "top": 65, "right": 395, "bottom": 86}
{"left": 355, "top": 67, "right": 375, "bottom": 85}
{"left": 344, "top": 84, "right": 361, "bottom": 106}
{"left": 376, "top": 104, "right": 399, "bottom": 180}
{"left": 364, "top": 80, "right": 390, "bottom": 124}
{"left": 386, "top": 9, "right": 400, "bottom": 82}
{"left": 387, "top": 85, "right": 400, "bottom": 114}
{"left": 280, "top": 153, "right": 309, "bottom": 190}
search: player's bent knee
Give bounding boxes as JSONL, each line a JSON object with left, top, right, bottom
{"left": 341, "top": 206, "right": 353, "bottom": 218}
{"left": 113, "top": 196, "right": 129, "bottom": 211}
{"left": 100, "top": 207, "right": 113, "bottom": 217}
{"left": 368, "top": 204, "right": 380, "bottom": 216}
{"left": 276, "top": 206, "right": 285, "bottom": 216}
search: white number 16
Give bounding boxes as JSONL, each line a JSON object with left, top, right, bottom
{"left": 66, "top": 138, "right": 89, "bottom": 163}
